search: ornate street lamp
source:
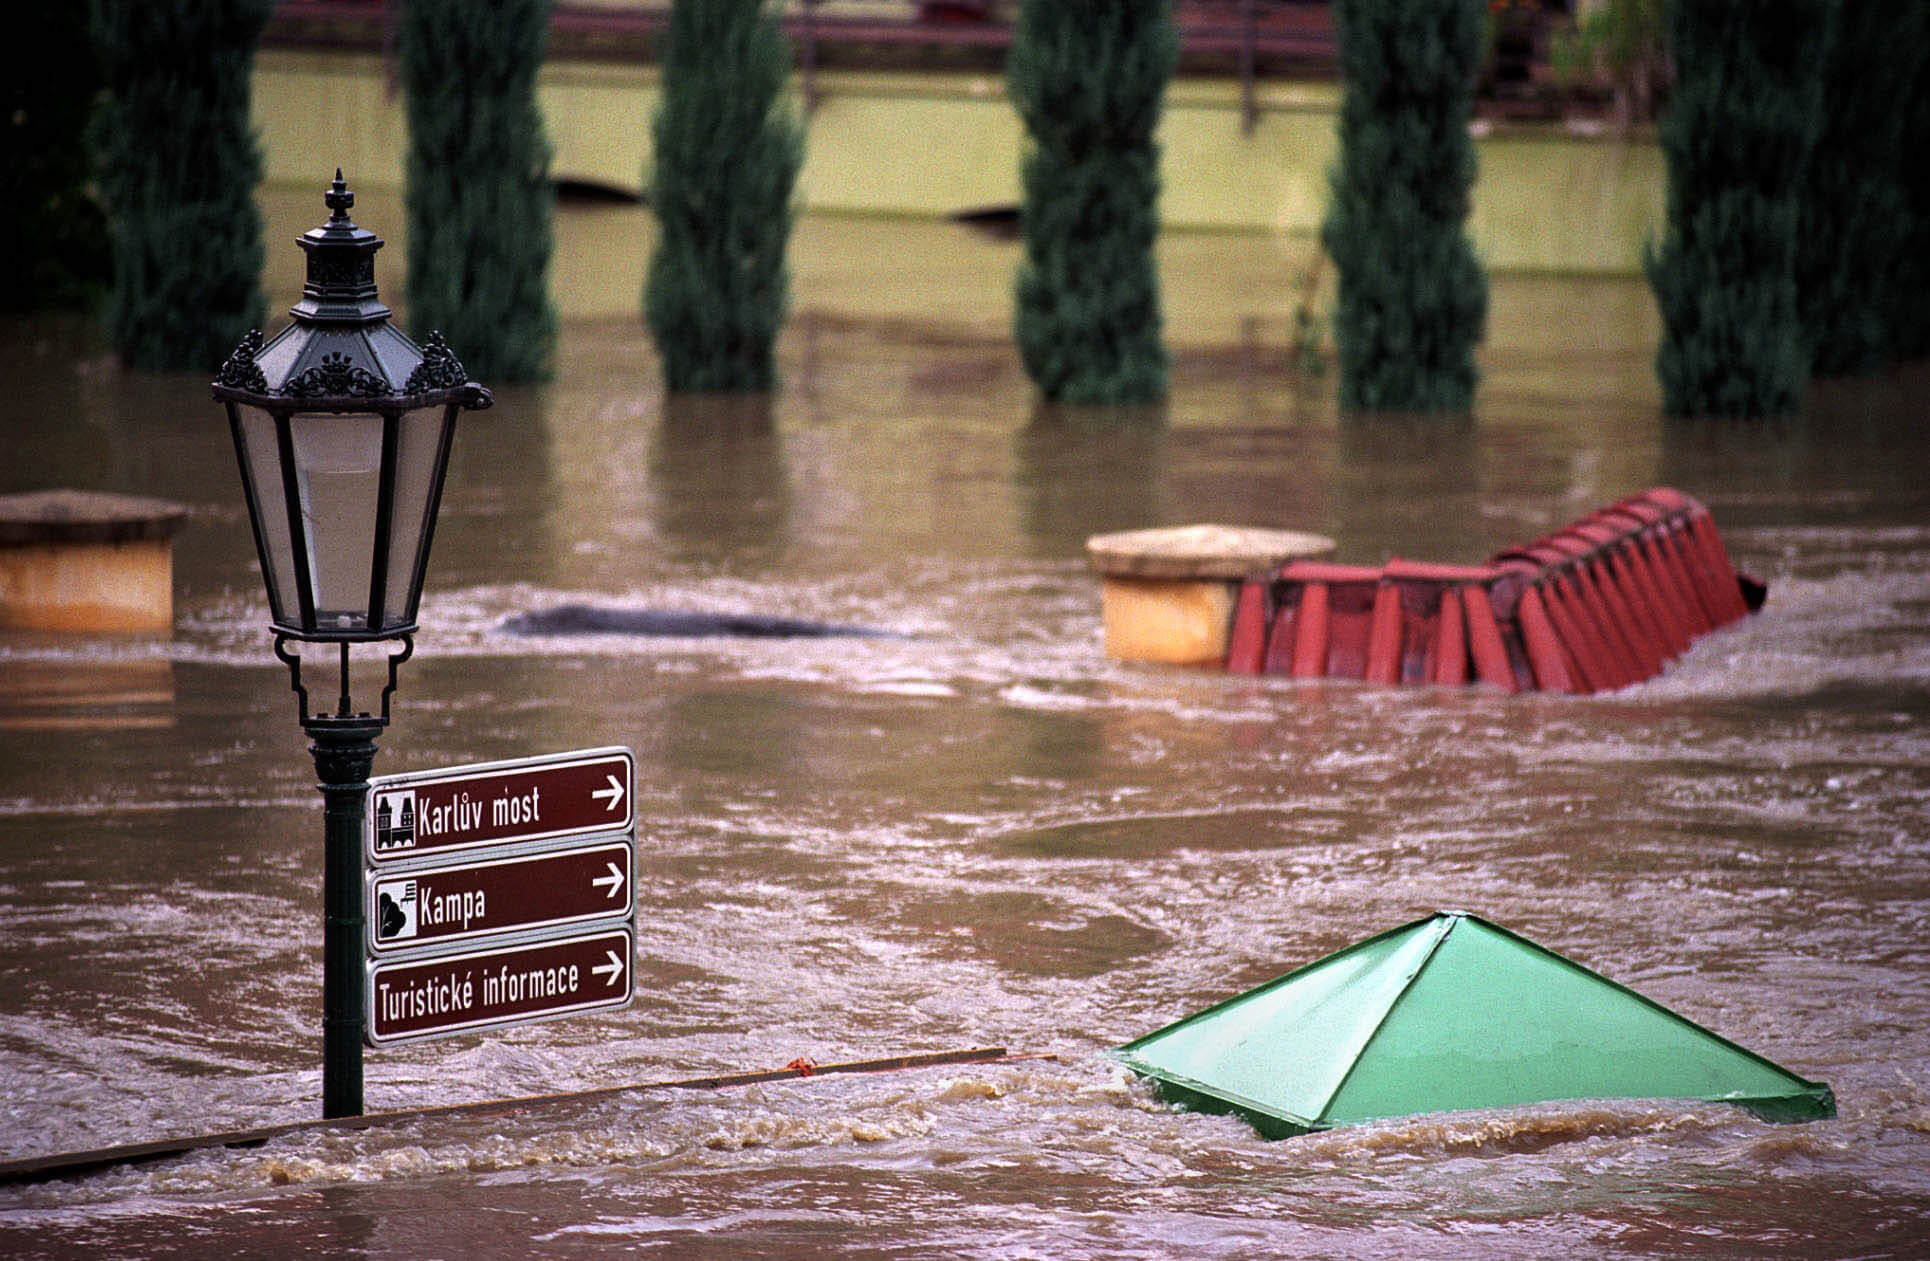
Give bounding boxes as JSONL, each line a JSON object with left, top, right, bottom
{"left": 214, "top": 172, "right": 492, "bottom": 1118}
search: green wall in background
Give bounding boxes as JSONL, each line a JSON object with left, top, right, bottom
{"left": 254, "top": 50, "right": 1662, "bottom": 276}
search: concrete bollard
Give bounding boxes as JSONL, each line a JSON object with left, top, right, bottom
{"left": 0, "top": 490, "right": 189, "bottom": 634}
{"left": 1085, "top": 524, "right": 1335, "bottom": 667}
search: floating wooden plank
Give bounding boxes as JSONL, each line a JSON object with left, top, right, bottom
{"left": 0, "top": 1046, "right": 1042, "bottom": 1187}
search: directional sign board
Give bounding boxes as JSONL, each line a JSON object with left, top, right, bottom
{"left": 366, "top": 747, "right": 633, "bottom": 864}
{"left": 367, "top": 926, "right": 635, "bottom": 1047}
{"left": 367, "top": 839, "right": 633, "bottom": 955}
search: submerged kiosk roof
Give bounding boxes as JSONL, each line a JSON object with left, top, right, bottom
{"left": 1111, "top": 911, "right": 1833, "bottom": 1138}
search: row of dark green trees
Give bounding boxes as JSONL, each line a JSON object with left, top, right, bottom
{"left": 1650, "top": 0, "right": 1930, "bottom": 416}
{"left": 12, "top": 0, "right": 1928, "bottom": 418}
{"left": 1309, "top": 0, "right": 1930, "bottom": 416}
{"left": 5, "top": 0, "right": 560, "bottom": 382}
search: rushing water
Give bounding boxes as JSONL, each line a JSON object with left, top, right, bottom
{"left": 1, "top": 199, "right": 1928, "bottom": 1258}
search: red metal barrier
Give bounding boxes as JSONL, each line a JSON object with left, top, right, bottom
{"left": 1432, "top": 588, "right": 1469, "bottom": 686}
{"left": 1461, "top": 583, "right": 1518, "bottom": 691}
{"left": 1239, "top": 488, "right": 1759, "bottom": 694}
{"left": 1364, "top": 582, "right": 1403, "bottom": 685}
{"left": 1226, "top": 579, "right": 1269, "bottom": 675}
{"left": 1516, "top": 585, "right": 1577, "bottom": 693}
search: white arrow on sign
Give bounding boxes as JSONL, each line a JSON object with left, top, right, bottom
{"left": 591, "top": 774, "right": 626, "bottom": 814}
{"left": 592, "top": 861, "right": 626, "bottom": 900}
{"left": 592, "top": 949, "right": 626, "bottom": 987}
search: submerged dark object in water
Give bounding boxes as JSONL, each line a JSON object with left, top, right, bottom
{"left": 502, "top": 603, "right": 899, "bottom": 640}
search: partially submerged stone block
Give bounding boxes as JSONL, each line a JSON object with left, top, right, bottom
{"left": 1085, "top": 524, "right": 1335, "bottom": 666}
{"left": 0, "top": 490, "right": 189, "bottom": 634}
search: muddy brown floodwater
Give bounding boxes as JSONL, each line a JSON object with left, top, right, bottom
{"left": 1, "top": 201, "right": 1928, "bottom": 1258}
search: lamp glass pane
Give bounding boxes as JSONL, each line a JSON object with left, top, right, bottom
{"left": 380, "top": 408, "right": 451, "bottom": 631}
{"left": 232, "top": 404, "right": 300, "bottom": 626}
{"left": 289, "top": 412, "right": 383, "bottom": 633}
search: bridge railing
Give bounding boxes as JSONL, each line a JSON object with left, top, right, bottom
{"left": 267, "top": 1, "right": 1339, "bottom": 133}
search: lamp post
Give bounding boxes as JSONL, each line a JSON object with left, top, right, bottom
{"left": 213, "top": 172, "right": 492, "bottom": 1118}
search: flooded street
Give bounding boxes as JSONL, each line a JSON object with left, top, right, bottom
{"left": 2, "top": 199, "right": 1928, "bottom": 1257}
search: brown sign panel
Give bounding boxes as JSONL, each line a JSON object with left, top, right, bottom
{"left": 367, "top": 839, "right": 633, "bottom": 955}
{"left": 366, "top": 927, "right": 635, "bottom": 1046}
{"left": 366, "top": 747, "right": 634, "bottom": 863}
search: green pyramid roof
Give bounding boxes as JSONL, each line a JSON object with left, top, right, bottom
{"left": 1110, "top": 912, "right": 1833, "bottom": 1138}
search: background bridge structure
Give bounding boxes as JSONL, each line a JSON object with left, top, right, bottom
{"left": 253, "top": 1, "right": 1661, "bottom": 271}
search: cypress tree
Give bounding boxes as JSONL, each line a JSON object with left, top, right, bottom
{"left": 1646, "top": 0, "right": 1831, "bottom": 418}
{"left": 3, "top": 7, "right": 110, "bottom": 312}
{"left": 1794, "top": 1, "right": 1921, "bottom": 379}
{"left": 645, "top": 0, "right": 803, "bottom": 393}
{"left": 1884, "top": 12, "right": 1930, "bottom": 364}
{"left": 401, "top": 0, "right": 557, "bottom": 383}
{"left": 1321, "top": 0, "right": 1488, "bottom": 413}
{"left": 92, "top": 0, "right": 268, "bottom": 372}
{"left": 1009, "top": 0, "right": 1176, "bottom": 406}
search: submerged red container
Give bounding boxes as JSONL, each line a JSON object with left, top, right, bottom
{"left": 1236, "top": 488, "right": 1761, "bottom": 694}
